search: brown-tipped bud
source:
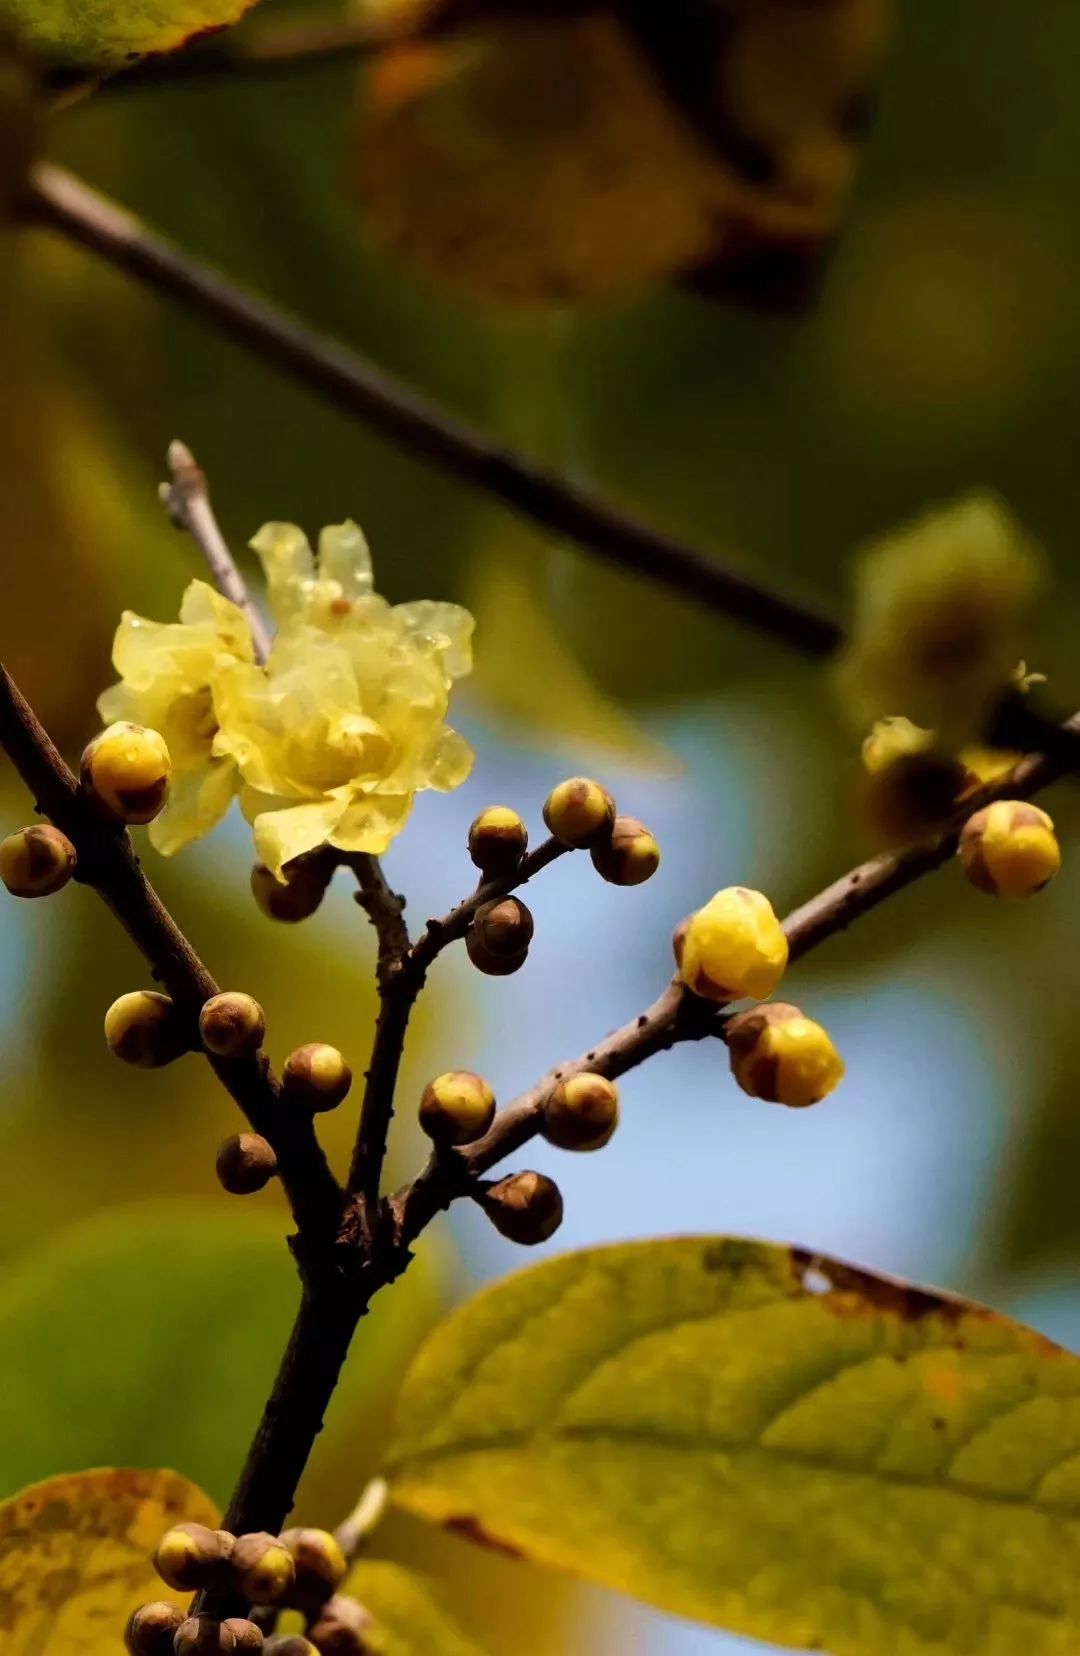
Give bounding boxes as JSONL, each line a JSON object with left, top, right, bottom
{"left": 419, "top": 1070, "right": 496, "bottom": 1146}
{"left": 221, "top": 1624, "right": 264, "bottom": 1653}
{"left": 229, "top": 1532, "right": 295, "bottom": 1605}
{"left": 216, "top": 1133, "right": 279, "bottom": 1196}
{"left": 307, "top": 1596, "right": 376, "bottom": 1656}
{"left": 590, "top": 817, "right": 660, "bottom": 886}
{"left": 80, "top": 722, "right": 171, "bottom": 825}
{"left": 154, "top": 1522, "right": 233, "bottom": 1593}
{"left": 263, "top": 1639, "right": 318, "bottom": 1656}
{"left": 472, "top": 896, "right": 534, "bottom": 959}
{"left": 726, "top": 1003, "right": 844, "bottom": 1109}
{"left": 251, "top": 855, "right": 331, "bottom": 923}
{"left": 958, "top": 799, "right": 1061, "bottom": 898}
{"left": 479, "top": 1171, "right": 564, "bottom": 1245}
{"left": 279, "top": 1528, "right": 347, "bottom": 1614}
{"left": 125, "top": 1601, "right": 184, "bottom": 1656}
{"left": 199, "top": 992, "right": 266, "bottom": 1059}
{"left": 542, "top": 777, "right": 616, "bottom": 848}
{"left": 105, "top": 990, "right": 188, "bottom": 1069}
{"left": 0, "top": 825, "right": 77, "bottom": 899}
{"left": 173, "top": 1619, "right": 235, "bottom": 1655}
{"left": 468, "top": 806, "right": 528, "bottom": 876}
{"left": 465, "top": 928, "right": 528, "bottom": 977}
{"left": 282, "top": 1044, "right": 352, "bottom": 1113}
{"left": 543, "top": 1073, "right": 619, "bottom": 1151}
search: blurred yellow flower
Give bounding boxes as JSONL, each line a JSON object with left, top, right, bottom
{"left": 98, "top": 521, "right": 475, "bottom": 877}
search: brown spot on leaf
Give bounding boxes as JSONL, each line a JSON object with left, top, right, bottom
{"left": 443, "top": 1514, "right": 525, "bottom": 1559}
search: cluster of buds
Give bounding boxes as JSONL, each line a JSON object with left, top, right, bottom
{"left": 128, "top": 1525, "right": 371, "bottom": 1654}
{"left": 675, "top": 888, "right": 844, "bottom": 1109}
{"left": 543, "top": 777, "right": 660, "bottom": 886}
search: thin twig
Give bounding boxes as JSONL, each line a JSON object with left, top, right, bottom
{"left": 411, "top": 836, "right": 570, "bottom": 972}
{"left": 23, "top": 164, "right": 842, "bottom": 660}
{"left": 0, "top": 662, "right": 343, "bottom": 1245}
{"left": 160, "top": 439, "right": 273, "bottom": 662}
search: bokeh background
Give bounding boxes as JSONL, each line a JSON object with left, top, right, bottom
{"left": 3, "top": 3, "right": 1080, "bottom": 1651}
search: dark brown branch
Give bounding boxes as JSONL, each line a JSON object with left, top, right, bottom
{"left": 410, "top": 835, "right": 569, "bottom": 972}
{"left": 23, "top": 163, "right": 842, "bottom": 660}
{"left": 161, "top": 439, "right": 272, "bottom": 662}
{"left": 0, "top": 662, "right": 342, "bottom": 1244}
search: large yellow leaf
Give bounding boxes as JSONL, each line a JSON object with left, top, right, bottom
{"left": 0, "top": 1467, "right": 217, "bottom": 1653}
{"left": 386, "top": 1237, "right": 1080, "bottom": 1653}
{"left": 346, "top": 1558, "right": 490, "bottom": 1655}
{"left": 0, "top": 0, "right": 259, "bottom": 69}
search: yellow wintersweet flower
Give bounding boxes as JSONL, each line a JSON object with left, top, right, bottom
{"left": 97, "top": 581, "right": 254, "bottom": 856}
{"left": 211, "top": 521, "right": 475, "bottom": 878}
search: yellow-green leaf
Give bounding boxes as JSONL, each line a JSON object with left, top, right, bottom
{"left": 386, "top": 1237, "right": 1080, "bottom": 1654}
{"left": 0, "top": 0, "right": 258, "bottom": 70}
{"left": 345, "top": 1559, "right": 490, "bottom": 1656}
{"left": 0, "top": 1467, "right": 217, "bottom": 1653}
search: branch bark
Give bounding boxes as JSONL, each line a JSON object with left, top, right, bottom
{"left": 161, "top": 439, "right": 273, "bottom": 662}
{"left": 23, "top": 164, "right": 842, "bottom": 660}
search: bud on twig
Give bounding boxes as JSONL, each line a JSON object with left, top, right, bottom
{"left": 590, "top": 817, "right": 660, "bottom": 886}
{"left": 543, "top": 1073, "right": 619, "bottom": 1151}
{"left": 726, "top": 1003, "right": 844, "bottom": 1108}
{"left": 124, "top": 1601, "right": 184, "bottom": 1656}
{"left": 80, "top": 722, "right": 171, "bottom": 825}
{"left": 229, "top": 1532, "right": 295, "bottom": 1604}
{"left": 0, "top": 824, "right": 76, "bottom": 898}
{"left": 959, "top": 800, "right": 1061, "bottom": 898}
{"left": 472, "top": 896, "right": 534, "bottom": 958}
{"left": 282, "top": 1045, "right": 352, "bottom": 1113}
{"left": 678, "top": 887, "right": 788, "bottom": 1003}
{"left": 468, "top": 805, "right": 528, "bottom": 875}
{"left": 307, "top": 1596, "right": 376, "bottom": 1656}
{"left": 543, "top": 777, "right": 615, "bottom": 848}
{"left": 153, "top": 1523, "right": 234, "bottom": 1592}
{"left": 174, "top": 1618, "right": 237, "bottom": 1654}
{"left": 222, "top": 1624, "right": 264, "bottom": 1653}
{"left": 279, "top": 1527, "right": 347, "bottom": 1615}
{"left": 419, "top": 1071, "right": 497, "bottom": 1146}
{"left": 199, "top": 992, "right": 266, "bottom": 1059}
{"left": 478, "top": 1171, "right": 564, "bottom": 1245}
{"left": 251, "top": 856, "right": 332, "bottom": 923}
{"left": 104, "top": 990, "right": 188, "bottom": 1068}
{"left": 216, "top": 1133, "right": 279, "bottom": 1196}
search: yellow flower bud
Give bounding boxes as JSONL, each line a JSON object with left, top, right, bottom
{"left": 216, "top": 1133, "right": 278, "bottom": 1196}
{"left": 542, "top": 777, "right": 615, "bottom": 848}
{"left": 468, "top": 805, "right": 528, "bottom": 875}
{"left": 229, "top": 1531, "right": 295, "bottom": 1605}
{"left": 199, "top": 992, "right": 266, "bottom": 1059}
{"left": 279, "top": 1527, "right": 347, "bottom": 1615}
{"left": 251, "top": 856, "right": 332, "bottom": 923}
{"left": 307, "top": 1595, "right": 375, "bottom": 1656}
{"left": 0, "top": 824, "right": 77, "bottom": 898}
{"left": 543, "top": 1073, "right": 619, "bottom": 1151}
{"left": 153, "top": 1522, "right": 232, "bottom": 1592}
{"left": 419, "top": 1071, "right": 496, "bottom": 1146}
{"left": 590, "top": 817, "right": 660, "bottom": 886}
{"left": 282, "top": 1044, "right": 352, "bottom": 1112}
{"left": 80, "top": 722, "right": 171, "bottom": 825}
{"left": 860, "top": 716, "right": 936, "bottom": 776}
{"left": 726, "top": 1003, "right": 845, "bottom": 1108}
{"left": 959, "top": 800, "right": 1060, "bottom": 898}
{"left": 124, "top": 1601, "right": 184, "bottom": 1656}
{"left": 104, "top": 990, "right": 188, "bottom": 1068}
{"left": 679, "top": 887, "right": 788, "bottom": 1003}
{"left": 479, "top": 1171, "right": 564, "bottom": 1245}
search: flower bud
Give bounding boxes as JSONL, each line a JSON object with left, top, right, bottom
{"left": 125, "top": 1601, "right": 184, "bottom": 1656}
{"left": 679, "top": 888, "right": 788, "bottom": 1003}
{"left": 229, "top": 1532, "right": 295, "bottom": 1605}
{"left": 216, "top": 1133, "right": 278, "bottom": 1196}
{"left": 279, "top": 1527, "right": 347, "bottom": 1614}
{"left": 221, "top": 1624, "right": 264, "bottom": 1653}
{"left": 251, "top": 857, "right": 331, "bottom": 923}
{"left": 174, "top": 1619, "right": 235, "bottom": 1655}
{"left": 419, "top": 1070, "right": 496, "bottom": 1146}
{"left": 959, "top": 800, "right": 1061, "bottom": 898}
{"left": 199, "top": 992, "right": 267, "bottom": 1059}
{"left": 80, "top": 722, "right": 171, "bottom": 825}
{"left": 468, "top": 806, "right": 528, "bottom": 875}
{"left": 479, "top": 1171, "right": 563, "bottom": 1245}
{"left": 0, "top": 825, "right": 76, "bottom": 899}
{"left": 105, "top": 990, "right": 188, "bottom": 1068}
{"left": 726, "top": 1003, "right": 845, "bottom": 1108}
{"left": 542, "top": 777, "right": 615, "bottom": 848}
{"left": 307, "top": 1596, "right": 376, "bottom": 1656}
{"left": 465, "top": 929, "right": 528, "bottom": 977}
{"left": 472, "top": 897, "right": 534, "bottom": 959}
{"left": 282, "top": 1044, "right": 352, "bottom": 1112}
{"left": 543, "top": 1074, "right": 619, "bottom": 1151}
{"left": 590, "top": 818, "right": 660, "bottom": 886}
{"left": 263, "top": 1640, "right": 318, "bottom": 1656}
{"left": 154, "top": 1523, "right": 233, "bottom": 1592}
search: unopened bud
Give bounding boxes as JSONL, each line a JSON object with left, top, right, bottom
{"left": 479, "top": 1171, "right": 563, "bottom": 1245}
{"left": 468, "top": 806, "right": 528, "bottom": 876}
{"left": 726, "top": 1003, "right": 844, "bottom": 1109}
{"left": 543, "top": 1073, "right": 619, "bottom": 1151}
{"left": 105, "top": 990, "right": 188, "bottom": 1068}
{"left": 472, "top": 896, "right": 534, "bottom": 959}
{"left": 279, "top": 1527, "right": 347, "bottom": 1614}
{"left": 307, "top": 1596, "right": 376, "bottom": 1656}
{"left": 251, "top": 855, "right": 332, "bottom": 923}
{"left": 465, "top": 928, "right": 528, "bottom": 976}
{"left": 959, "top": 800, "right": 1061, "bottom": 898}
{"left": 80, "top": 722, "right": 171, "bottom": 825}
{"left": 221, "top": 1624, "right": 264, "bottom": 1653}
{"left": 282, "top": 1044, "right": 352, "bottom": 1112}
{"left": 590, "top": 817, "right": 660, "bottom": 887}
{"left": 263, "top": 1639, "right": 318, "bottom": 1656}
{"left": 125, "top": 1601, "right": 184, "bottom": 1656}
{"left": 419, "top": 1070, "right": 496, "bottom": 1146}
{"left": 199, "top": 992, "right": 266, "bottom": 1059}
{"left": 153, "top": 1523, "right": 233, "bottom": 1593}
{"left": 216, "top": 1133, "right": 278, "bottom": 1196}
{"left": 0, "top": 824, "right": 76, "bottom": 898}
{"left": 173, "top": 1619, "right": 235, "bottom": 1655}
{"left": 229, "top": 1532, "right": 295, "bottom": 1605}
{"left": 543, "top": 777, "right": 615, "bottom": 848}
{"left": 679, "top": 888, "right": 788, "bottom": 1003}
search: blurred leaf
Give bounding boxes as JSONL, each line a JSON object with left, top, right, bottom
{"left": 0, "top": 1466, "right": 216, "bottom": 1653}
{"left": 0, "top": 0, "right": 259, "bottom": 69}
{"left": 0, "top": 34, "right": 35, "bottom": 219}
{"left": 353, "top": 0, "right": 890, "bottom": 306}
{"left": 0, "top": 1202, "right": 441, "bottom": 1507}
{"left": 346, "top": 1558, "right": 490, "bottom": 1655}
{"left": 388, "top": 1236, "right": 1080, "bottom": 1651}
